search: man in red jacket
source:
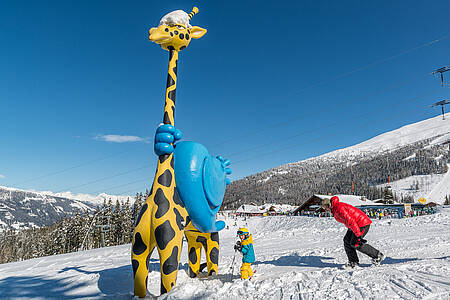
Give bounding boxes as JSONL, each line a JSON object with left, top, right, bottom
{"left": 322, "top": 196, "right": 385, "bottom": 268}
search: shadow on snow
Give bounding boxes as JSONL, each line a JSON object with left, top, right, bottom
{"left": 255, "top": 254, "right": 342, "bottom": 268}
{"left": 0, "top": 258, "right": 161, "bottom": 299}
{"left": 255, "top": 253, "right": 421, "bottom": 268}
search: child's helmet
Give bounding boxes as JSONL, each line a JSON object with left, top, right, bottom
{"left": 237, "top": 228, "right": 249, "bottom": 236}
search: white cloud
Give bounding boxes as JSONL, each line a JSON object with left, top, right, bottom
{"left": 0, "top": 174, "right": 4, "bottom": 179}
{"left": 95, "top": 134, "right": 148, "bottom": 143}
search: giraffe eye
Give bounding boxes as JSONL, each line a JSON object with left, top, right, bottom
{"left": 176, "top": 25, "right": 184, "bottom": 30}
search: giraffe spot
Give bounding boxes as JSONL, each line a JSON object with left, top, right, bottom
{"left": 166, "top": 72, "right": 175, "bottom": 88}
{"left": 170, "top": 32, "right": 173, "bottom": 37}
{"left": 167, "top": 45, "right": 175, "bottom": 51}
{"left": 146, "top": 253, "right": 151, "bottom": 270}
{"left": 162, "top": 246, "right": 179, "bottom": 275}
{"left": 159, "top": 154, "right": 169, "bottom": 164}
{"left": 174, "top": 30, "right": 179, "bottom": 35}
{"left": 188, "top": 266, "right": 197, "bottom": 278}
{"left": 173, "top": 207, "right": 184, "bottom": 231}
{"left": 157, "top": 169, "right": 172, "bottom": 187}
{"left": 210, "top": 232, "right": 220, "bottom": 244}
{"left": 161, "top": 282, "right": 167, "bottom": 294}
{"left": 155, "top": 220, "right": 175, "bottom": 250}
{"left": 185, "top": 34, "right": 189, "bottom": 40}
{"left": 185, "top": 216, "right": 191, "bottom": 226}
{"left": 168, "top": 89, "right": 176, "bottom": 103}
{"left": 145, "top": 275, "right": 148, "bottom": 291}
{"left": 173, "top": 60, "right": 178, "bottom": 75}
{"left": 196, "top": 236, "right": 208, "bottom": 251}
{"left": 180, "top": 46, "right": 186, "bottom": 50}
{"left": 173, "top": 190, "right": 184, "bottom": 207}
{"left": 132, "top": 259, "right": 139, "bottom": 278}
{"left": 163, "top": 111, "right": 171, "bottom": 124}
{"left": 189, "top": 246, "right": 197, "bottom": 264}
{"left": 170, "top": 155, "right": 174, "bottom": 169}
{"left": 165, "top": 28, "right": 169, "bottom": 32}
{"left": 179, "top": 33, "right": 184, "bottom": 40}
{"left": 210, "top": 247, "right": 219, "bottom": 265}
{"left": 132, "top": 232, "right": 147, "bottom": 255}
{"left": 134, "top": 203, "right": 148, "bottom": 227}
{"left": 154, "top": 188, "right": 170, "bottom": 218}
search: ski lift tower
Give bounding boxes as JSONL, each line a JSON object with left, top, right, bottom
{"left": 431, "top": 100, "right": 450, "bottom": 120}
{"left": 432, "top": 66, "right": 450, "bottom": 87}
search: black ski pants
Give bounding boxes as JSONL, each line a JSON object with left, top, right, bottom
{"left": 343, "top": 225, "right": 380, "bottom": 263}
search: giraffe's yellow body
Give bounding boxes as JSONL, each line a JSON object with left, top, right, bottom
{"left": 132, "top": 8, "right": 211, "bottom": 297}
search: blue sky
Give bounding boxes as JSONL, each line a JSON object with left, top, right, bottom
{"left": 1, "top": 1, "right": 450, "bottom": 197}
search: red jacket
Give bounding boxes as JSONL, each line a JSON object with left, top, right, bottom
{"left": 331, "top": 196, "right": 371, "bottom": 236}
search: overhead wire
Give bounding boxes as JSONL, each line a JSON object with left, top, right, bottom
{"left": 16, "top": 32, "right": 450, "bottom": 197}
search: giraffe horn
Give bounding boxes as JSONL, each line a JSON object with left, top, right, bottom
{"left": 188, "top": 7, "right": 199, "bottom": 20}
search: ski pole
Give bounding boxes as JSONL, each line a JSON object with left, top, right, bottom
{"left": 228, "top": 251, "right": 237, "bottom": 280}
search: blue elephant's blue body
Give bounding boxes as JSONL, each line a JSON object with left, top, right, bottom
{"left": 154, "top": 124, "right": 231, "bottom": 233}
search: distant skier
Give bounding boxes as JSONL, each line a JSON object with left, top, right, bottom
{"left": 322, "top": 196, "right": 385, "bottom": 268}
{"left": 234, "top": 228, "right": 255, "bottom": 279}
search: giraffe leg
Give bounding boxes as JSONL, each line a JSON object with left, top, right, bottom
{"left": 185, "top": 232, "right": 202, "bottom": 278}
{"left": 157, "top": 229, "right": 183, "bottom": 294}
{"left": 206, "top": 232, "right": 219, "bottom": 276}
{"left": 131, "top": 203, "right": 155, "bottom": 298}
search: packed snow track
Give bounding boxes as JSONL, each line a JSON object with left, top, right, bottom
{"left": 0, "top": 209, "right": 449, "bottom": 299}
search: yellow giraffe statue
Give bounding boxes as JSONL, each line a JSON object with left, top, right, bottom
{"left": 131, "top": 7, "right": 228, "bottom": 297}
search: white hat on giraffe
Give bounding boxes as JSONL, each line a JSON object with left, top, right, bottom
{"left": 159, "top": 10, "right": 192, "bottom": 29}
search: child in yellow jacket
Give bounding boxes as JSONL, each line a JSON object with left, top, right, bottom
{"left": 234, "top": 228, "right": 255, "bottom": 279}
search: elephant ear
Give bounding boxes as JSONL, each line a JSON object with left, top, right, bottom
{"left": 202, "top": 155, "right": 226, "bottom": 209}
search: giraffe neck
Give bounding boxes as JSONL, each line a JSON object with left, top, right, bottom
{"left": 163, "top": 49, "right": 178, "bottom": 126}
{"left": 148, "top": 49, "right": 186, "bottom": 217}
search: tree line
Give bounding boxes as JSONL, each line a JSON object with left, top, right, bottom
{"left": 0, "top": 192, "right": 148, "bottom": 264}
{"left": 223, "top": 140, "right": 449, "bottom": 208}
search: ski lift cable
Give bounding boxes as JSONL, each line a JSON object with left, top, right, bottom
{"left": 211, "top": 32, "right": 450, "bottom": 148}
{"left": 225, "top": 91, "right": 434, "bottom": 160}
{"left": 226, "top": 126, "right": 450, "bottom": 191}
{"left": 89, "top": 93, "right": 431, "bottom": 196}
{"left": 232, "top": 114, "right": 450, "bottom": 167}
{"left": 118, "top": 116, "right": 450, "bottom": 198}
{"left": 54, "top": 163, "right": 154, "bottom": 193}
{"left": 15, "top": 33, "right": 449, "bottom": 187}
{"left": 12, "top": 148, "right": 144, "bottom": 187}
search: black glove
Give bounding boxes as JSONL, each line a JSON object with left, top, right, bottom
{"left": 234, "top": 241, "right": 242, "bottom": 251}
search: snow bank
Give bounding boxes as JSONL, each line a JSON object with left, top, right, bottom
{"left": 1, "top": 212, "right": 449, "bottom": 299}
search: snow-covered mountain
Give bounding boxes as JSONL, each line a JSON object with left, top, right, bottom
{"left": 0, "top": 186, "right": 97, "bottom": 231}
{"left": 224, "top": 114, "right": 450, "bottom": 207}
{"left": 0, "top": 185, "right": 135, "bottom": 232}
{"left": 1, "top": 210, "right": 449, "bottom": 299}
{"left": 311, "top": 113, "right": 450, "bottom": 162}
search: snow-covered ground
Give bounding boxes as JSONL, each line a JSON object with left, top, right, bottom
{"left": 1, "top": 211, "right": 449, "bottom": 299}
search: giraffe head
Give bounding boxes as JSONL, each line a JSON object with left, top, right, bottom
{"left": 149, "top": 7, "right": 207, "bottom": 51}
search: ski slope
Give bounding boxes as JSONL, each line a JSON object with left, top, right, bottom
{"left": 0, "top": 211, "right": 449, "bottom": 299}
